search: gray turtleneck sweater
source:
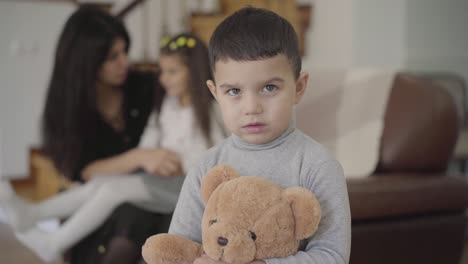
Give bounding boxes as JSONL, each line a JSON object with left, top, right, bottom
{"left": 168, "top": 124, "right": 351, "bottom": 264}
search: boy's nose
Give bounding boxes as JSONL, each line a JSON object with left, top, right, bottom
{"left": 243, "top": 95, "right": 262, "bottom": 115}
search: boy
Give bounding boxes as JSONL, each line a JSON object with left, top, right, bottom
{"left": 169, "top": 7, "right": 351, "bottom": 264}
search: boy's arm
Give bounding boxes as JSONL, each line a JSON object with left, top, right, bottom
{"left": 264, "top": 160, "right": 351, "bottom": 264}
{"left": 169, "top": 165, "right": 205, "bottom": 242}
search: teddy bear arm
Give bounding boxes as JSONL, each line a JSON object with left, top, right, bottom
{"left": 142, "top": 233, "right": 203, "bottom": 264}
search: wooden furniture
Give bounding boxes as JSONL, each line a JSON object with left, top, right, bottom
{"left": 11, "top": 148, "right": 71, "bottom": 202}
{"left": 190, "top": 0, "right": 312, "bottom": 55}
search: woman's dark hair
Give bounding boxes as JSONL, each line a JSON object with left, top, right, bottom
{"left": 42, "top": 7, "right": 130, "bottom": 178}
{"left": 160, "top": 33, "right": 214, "bottom": 146}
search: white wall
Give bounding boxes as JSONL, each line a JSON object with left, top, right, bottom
{"left": 303, "top": 0, "right": 354, "bottom": 68}
{"left": 303, "top": 0, "right": 407, "bottom": 70}
{"left": 353, "top": 0, "right": 406, "bottom": 68}
{"left": 0, "top": 2, "right": 75, "bottom": 178}
{"left": 304, "top": 0, "right": 467, "bottom": 106}
{"left": 405, "top": 0, "right": 468, "bottom": 89}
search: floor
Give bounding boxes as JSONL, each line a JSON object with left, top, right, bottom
{"left": 0, "top": 220, "right": 467, "bottom": 264}
{"left": 0, "top": 222, "right": 62, "bottom": 264}
{"left": 462, "top": 244, "right": 468, "bottom": 264}
{"left": 0, "top": 208, "right": 63, "bottom": 264}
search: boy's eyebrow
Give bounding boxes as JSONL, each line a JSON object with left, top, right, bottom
{"left": 219, "top": 82, "right": 240, "bottom": 89}
{"left": 218, "top": 77, "right": 285, "bottom": 89}
{"left": 263, "top": 77, "right": 285, "bottom": 84}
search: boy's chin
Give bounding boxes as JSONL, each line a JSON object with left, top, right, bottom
{"left": 237, "top": 133, "right": 276, "bottom": 145}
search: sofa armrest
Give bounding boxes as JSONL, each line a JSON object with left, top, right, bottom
{"left": 347, "top": 174, "right": 468, "bottom": 221}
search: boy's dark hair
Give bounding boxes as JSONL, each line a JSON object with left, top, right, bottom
{"left": 209, "top": 7, "right": 301, "bottom": 78}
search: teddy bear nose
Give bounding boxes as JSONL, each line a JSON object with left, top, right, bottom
{"left": 217, "top": 236, "right": 229, "bottom": 246}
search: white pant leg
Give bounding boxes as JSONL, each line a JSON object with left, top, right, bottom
{"left": 49, "top": 175, "right": 151, "bottom": 253}
{"left": 34, "top": 175, "right": 125, "bottom": 221}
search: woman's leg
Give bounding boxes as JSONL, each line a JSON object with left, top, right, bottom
{"left": 16, "top": 175, "right": 152, "bottom": 263}
{"left": 67, "top": 203, "right": 173, "bottom": 264}
{"left": 1, "top": 176, "right": 119, "bottom": 232}
{"left": 100, "top": 237, "right": 140, "bottom": 264}
{"left": 53, "top": 176, "right": 152, "bottom": 251}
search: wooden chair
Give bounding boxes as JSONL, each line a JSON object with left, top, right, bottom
{"left": 11, "top": 148, "right": 72, "bottom": 202}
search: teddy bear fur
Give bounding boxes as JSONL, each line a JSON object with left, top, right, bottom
{"left": 142, "top": 164, "right": 321, "bottom": 264}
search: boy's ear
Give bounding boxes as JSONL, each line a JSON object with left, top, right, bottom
{"left": 206, "top": 80, "right": 218, "bottom": 100}
{"left": 294, "top": 72, "right": 309, "bottom": 104}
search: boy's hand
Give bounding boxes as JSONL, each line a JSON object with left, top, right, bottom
{"left": 192, "top": 255, "right": 266, "bottom": 264}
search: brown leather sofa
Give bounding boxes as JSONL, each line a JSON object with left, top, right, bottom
{"left": 348, "top": 73, "right": 468, "bottom": 264}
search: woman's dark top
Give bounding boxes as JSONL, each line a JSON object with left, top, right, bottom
{"left": 72, "top": 69, "right": 162, "bottom": 182}
{"left": 67, "top": 70, "right": 171, "bottom": 264}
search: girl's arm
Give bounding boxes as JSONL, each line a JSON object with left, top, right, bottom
{"left": 82, "top": 148, "right": 183, "bottom": 181}
{"left": 81, "top": 149, "right": 142, "bottom": 181}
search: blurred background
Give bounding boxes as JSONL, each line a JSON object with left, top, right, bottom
{"left": 0, "top": 0, "right": 467, "bottom": 179}
{"left": 0, "top": 1, "right": 467, "bottom": 264}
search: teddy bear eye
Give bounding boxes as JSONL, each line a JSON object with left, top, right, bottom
{"left": 209, "top": 219, "right": 217, "bottom": 225}
{"left": 249, "top": 231, "right": 257, "bottom": 241}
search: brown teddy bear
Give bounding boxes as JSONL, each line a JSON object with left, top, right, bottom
{"left": 142, "top": 164, "right": 321, "bottom": 264}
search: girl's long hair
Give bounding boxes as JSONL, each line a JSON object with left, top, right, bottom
{"left": 160, "top": 33, "right": 214, "bottom": 146}
{"left": 42, "top": 7, "right": 130, "bottom": 178}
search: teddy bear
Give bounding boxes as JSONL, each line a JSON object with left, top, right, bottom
{"left": 142, "top": 164, "right": 321, "bottom": 264}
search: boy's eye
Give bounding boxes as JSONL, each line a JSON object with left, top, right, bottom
{"left": 209, "top": 219, "right": 217, "bottom": 225}
{"left": 262, "top": 85, "right": 277, "bottom": 93}
{"left": 227, "top": 88, "right": 241, "bottom": 96}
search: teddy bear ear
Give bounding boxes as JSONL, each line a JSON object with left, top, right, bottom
{"left": 201, "top": 164, "right": 240, "bottom": 203}
{"left": 283, "top": 187, "right": 321, "bottom": 240}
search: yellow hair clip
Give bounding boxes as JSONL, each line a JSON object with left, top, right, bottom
{"left": 160, "top": 36, "right": 170, "bottom": 47}
{"left": 169, "top": 41, "right": 178, "bottom": 50}
{"left": 176, "top": 36, "right": 187, "bottom": 47}
{"left": 187, "top": 38, "right": 197, "bottom": 48}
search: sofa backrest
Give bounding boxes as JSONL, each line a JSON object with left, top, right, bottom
{"left": 376, "top": 73, "right": 459, "bottom": 173}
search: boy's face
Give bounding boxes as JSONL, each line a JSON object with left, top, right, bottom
{"left": 207, "top": 54, "right": 308, "bottom": 144}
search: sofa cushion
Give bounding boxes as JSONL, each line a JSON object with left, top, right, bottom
{"left": 296, "top": 68, "right": 394, "bottom": 178}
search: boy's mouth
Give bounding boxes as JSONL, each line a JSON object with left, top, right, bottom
{"left": 242, "top": 122, "right": 266, "bottom": 133}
